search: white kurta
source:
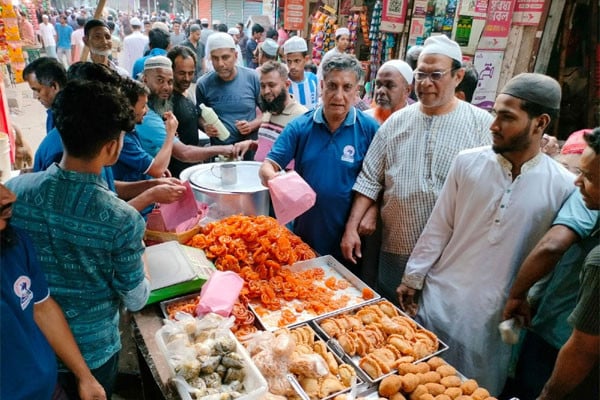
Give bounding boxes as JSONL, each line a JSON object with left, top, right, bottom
{"left": 403, "top": 147, "right": 575, "bottom": 395}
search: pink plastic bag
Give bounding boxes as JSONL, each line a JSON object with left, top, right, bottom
{"left": 268, "top": 171, "right": 316, "bottom": 225}
{"left": 195, "top": 271, "right": 244, "bottom": 317}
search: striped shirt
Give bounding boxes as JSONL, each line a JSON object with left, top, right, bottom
{"left": 353, "top": 100, "right": 493, "bottom": 255}
{"left": 289, "top": 72, "right": 320, "bottom": 111}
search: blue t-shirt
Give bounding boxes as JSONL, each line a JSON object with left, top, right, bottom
{"left": 196, "top": 66, "right": 260, "bottom": 145}
{"left": 289, "top": 72, "right": 320, "bottom": 111}
{"left": 132, "top": 48, "right": 167, "bottom": 80}
{"left": 266, "top": 107, "right": 380, "bottom": 260}
{"left": 46, "top": 109, "right": 54, "bottom": 133}
{"left": 33, "top": 128, "right": 117, "bottom": 192}
{"left": 55, "top": 23, "right": 73, "bottom": 49}
{"left": 136, "top": 109, "right": 172, "bottom": 157}
{"left": 1, "top": 226, "right": 57, "bottom": 400}
{"left": 112, "top": 130, "right": 153, "bottom": 182}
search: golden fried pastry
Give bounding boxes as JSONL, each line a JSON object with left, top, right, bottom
{"left": 384, "top": 343, "right": 402, "bottom": 359}
{"left": 323, "top": 351, "right": 339, "bottom": 375}
{"left": 299, "top": 376, "right": 319, "bottom": 398}
{"left": 401, "top": 372, "right": 420, "bottom": 393}
{"left": 444, "top": 387, "right": 463, "bottom": 399}
{"left": 410, "top": 385, "right": 429, "bottom": 400}
{"left": 470, "top": 388, "right": 490, "bottom": 400}
{"left": 418, "top": 371, "right": 441, "bottom": 384}
{"left": 321, "top": 319, "right": 341, "bottom": 338}
{"left": 378, "top": 300, "right": 400, "bottom": 317}
{"left": 436, "top": 365, "right": 457, "bottom": 378}
{"left": 460, "top": 379, "right": 478, "bottom": 395}
{"left": 313, "top": 340, "right": 328, "bottom": 356}
{"left": 395, "top": 355, "right": 416, "bottom": 366}
{"left": 413, "top": 341, "right": 431, "bottom": 360}
{"left": 396, "top": 315, "right": 418, "bottom": 331}
{"left": 388, "top": 335, "right": 415, "bottom": 357}
{"left": 418, "top": 394, "right": 435, "bottom": 400}
{"left": 346, "top": 315, "right": 364, "bottom": 331}
{"left": 356, "top": 307, "right": 382, "bottom": 324}
{"left": 483, "top": 397, "right": 498, "bottom": 400}
{"left": 397, "top": 362, "right": 419, "bottom": 375}
{"left": 424, "top": 382, "right": 446, "bottom": 395}
{"left": 455, "top": 397, "right": 474, "bottom": 400}
{"left": 337, "top": 333, "right": 356, "bottom": 356}
{"left": 379, "top": 374, "right": 403, "bottom": 397}
{"left": 295, "top": 344, "right": 314, "bottom": 355}
{"left": 319, "top": 375, "right": 345, "bottom": 398}
{"left": 440, "top": 375, "right": 462, "bottom": 388}
{"left": 414, "top": 363, "right": 432, "bottom": 374}
{"left": 434, "top": 395, "right": 452, "bottom": 400}
{"left": 359, "top": 354, "right": 383, "bottom": 379}
{"left": 337, "top": 364, "right": 356, "bottom": 387}
{"left": 267, "top": 375, "right": 296, "bottom": 396}
{"left": 390, "top": 393, "right": 407, "bottom": 400}
{"left": 289, "top": 353, "right": 329, "bottom": 378}
{"left": 426, "top": 357, "right": 446, "bottom": 370}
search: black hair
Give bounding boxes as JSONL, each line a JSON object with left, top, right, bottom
{"left": 450, "top": 59, "right": 462, "bottom": 77}
{"left": 84, "top": 19, "right": 109, "bottom": 37}
{"left": 583, "top": 127, "right": 600, "bottom": 154}
{"left": 455, "top": 64, "right": 478, "bottom": 103}
{"left": 121, "top": 78, "right": 150, "bottom": 106}
{"left": 167, "top": 45, "right": 197, "bottom": 67}
{"left": 251, "top": 23, "right": 264, "bottom": 34}
{"left": 216, "top": 23, "right": 227, "bottom": 32}
{"left": 22, "top": 57, "right": 67, "bottom": 88}
{"left": 76, "top": 17, "right": 86, "bottom": 27}
{"left": 149, "top": 28, "right": 170, "bottom": 50}
{"left": 106, "top": 21, "right": 115, "bottom": 31}
{"left": 266, "top": 28, "right": 278, "bottom": 39}
{"left": 520, "top": 99, "right": 559, "bottom": 120}
{"left": 67, "top": 62, "right": 122, "bottom": 86}
{"left": 52, "top": 81, "right": 134, "bottom": 160}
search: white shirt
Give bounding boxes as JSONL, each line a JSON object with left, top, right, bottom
{"left": 70, "top": 28, "right": 84, "bottom": 61}
{"left": 39, "top": 22, "right": 56, "bottom": 47}
{"left": 120, "top": 30, "right": 148, "bottom": 76}
{"left": 404, "top": 148, "right": 575, "bottom": 394}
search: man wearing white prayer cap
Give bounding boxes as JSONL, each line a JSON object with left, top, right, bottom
{"left": 342, "top": 34, "right": 493, "bottom": 305}
{"left": 317, "top": 25, "right": 352, "bottom": 81}
{"left": 195, "top": 32, "right": 261, "bottom": 157}
{"left": 227, "top": 27, "right": 244, "bottom": 67}
{"left": 364, "top": 59, "right": 413, "bottom": 123}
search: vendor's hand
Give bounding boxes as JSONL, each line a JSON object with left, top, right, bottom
{"left": 340, "top": 228, "right": 362, "bottom": 264}
{"left": 358, "top": 206, "right": 377, "bottom": 236}
{"left": 233, "top": 140, "right": 258, "bottom": 160}
{"left": 77, "top": 375, "right": 106, "bottom": 400}
{"left": 163, "top": 111, "right": 179, "bottom": 137}
{"left": 154, "top": 177, "right": 182, "bottom": 186}
{"left": 149, "top": 183, "right": 186, "bottom": 204}
{"left": 502, "top": 297, "right": 532, "bottom": 326}
{"left": 397, "top": 284, "right": 419, "bottom": 317}
{"left": 235, "top": 120, "right": 253, "bottom": 135}
{"left": 203, "top": 122, "right": 220, "bottom": 138}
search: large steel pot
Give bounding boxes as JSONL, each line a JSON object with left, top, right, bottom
{"left": 180, "top": 161, "right": 270, "bottom": 219}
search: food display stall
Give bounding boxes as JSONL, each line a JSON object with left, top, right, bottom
{"left": 131, "top": 165, "right": 499, "bottom": 400}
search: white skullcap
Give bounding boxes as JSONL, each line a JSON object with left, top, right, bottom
{"left": 227, "top": 27, "right": 240, "bottom": 35}
{"left": 144, "top": 55, "right": 172, "bottom": 71}
{"left": 200, "top": 18, "right": 209, "bottom": 24}
{"left": 335, "top": 27, "right": 350, "bottom": 37}
{"left": 283, "top": 36, "right": 307, "bottom": 54}
{"left": 207, "top": 32, "right": 236, "bottom": 52}
{"left": 261, "top": 38, "right": 279, "bottom": 57}
{"left": 130, "top": 17, "right": 142, "bottom": 26}
{"left": 380, "top": 60, "right": 414, "bottom": 84}
{"left": 213, "top": 20, "right": 221, "bottom": 25}
{"left": 152, "top": 21, "right": 169, "bottom": 32}
{"left": 420, "top": 35, "right": 462, "bottom": 63}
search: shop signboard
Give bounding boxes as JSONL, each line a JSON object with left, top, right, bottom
{"left": 283, "top": 0, "right": 306, "bottom": 31}
{"left": 471, "top": 50, "right": 504, "bottom": 110}
{"left": 381, "top": 0, "right": 409, "bottom": 33}
{"left": 512, "top": 0, "right": 546, "bottom": 26}
{"left": 477, "top": 0, "right": 515, "bottom": 50}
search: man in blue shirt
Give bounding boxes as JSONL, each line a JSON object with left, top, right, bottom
{"left": 6, "top": 81, "right": 150, "bottom": 399}
{"left": 55, "top": 14, "right": 73, "bottom": 68}
{"left": 259, "top": 54, "right": 379, "bottom": 267}
{"left": 132, "top": 28, "right": 169, "bottom": 80}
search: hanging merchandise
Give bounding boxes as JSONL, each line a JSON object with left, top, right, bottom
{"left": 0, "top": 0, "right": 25, "bottom": 84}
{"left": 347, "top": 12, "right": 359, "bottom": 54}
{"left": 368, "top": 0, "right": 383, "bottom": 84}
{"left": 360, "top": 8, "right": 370, "bottom": 47}
{"left": 310, "top": 5, "right": 337, "bottom": 66}
{"left": 322, "top": 15, "right": 337, "bottom": 53}
{"left": 383, "top": 33, "right": 396, "bottom": 62}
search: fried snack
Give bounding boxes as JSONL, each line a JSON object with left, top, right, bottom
{"left": 470, "top": 388, "right": 490, "bottom": 400}
{"left": 455, "top": 397, "right": 474, "bottom": 400}
{"left": 419, "top": 395, "right": 435, "bottom": 400}
{"left": 397, "top": 362, "right": 420, "bottom": 375}
{"left": 359, "top": 354, "right": 383, "bottom": 379}
{"left": 460, "top": 379, "right": 478, "bottom": 395}
{"left": 401, "top": 373, "right": 420, "bottom": 393}
{"left": 356, "top": 307, "right": 382, "bottom": 324}
{"left": 320, "top": 375, "right": 346, "bottom": 398}
{"left": 337, "top": 333, "right": 357, "bottom": 356}
{"left": 410, "top": 385, "right": 429, "bottom": 400}
{"left": 390, "top": 393, "right": 407, "bottom": 400}
{"left": 418, "top": 371, "right": 442, "bottom": 385}
{"left": 267, "top": 375, "right": 296, "bottom": 396}
{"left": 395, "top": 355, "right": 416, "bottom": 366}
{"left": 426, "top": 357, "right": 446, "bottom": 370}
{"left": 337, "top": 364, "right": 356, "bottom": 387}
{"left": 484, "top": 397, "right": 498, "bottom": 400}
{"left": 323, "top": 351, "right": 339, "bottom": 375}
{"left": 436, "top": 365, "right": 457, "bottom": 378}
{"left": 379, "top": 375, "right": 404, "bottom": 397}
{"left": 444, "top": 387, "right": 463, "bottom": 399}
{"left": 413, "top": 341, "right": 431, "bottom": 360}
{"left": 321, "top": 318, "right": 341, "bottom": 337}
{"left": 440, "top": 375, "right": 462, "bottom": 388}
{"left": 299, "top": 376, "right": 320, "bottom": 398}
{"left": 424, "top": 382, "right": 446, "bottom": 396}
{"left": 415, "top": 363, "right": 432, "bottom": 374}
{"left": 289, "top": 353, "right": 329, "bottom": 378}
{"left": 434, "top": 395, "right": 452, "bottom": 400}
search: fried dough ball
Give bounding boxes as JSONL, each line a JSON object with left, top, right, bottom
{"left": 390, "top": 393, "right": 407, "bottom": 400}
{"left": 415, "top": 363, "right": 432, "bottom": 374}
{"left": 426, "top": 357, "right": 447, "bottom": 370}
{"left": 418, "top": 371, "right": 441, "bottom": 385}
{"left": 440, "top": 375, "right": 462, "bottom": 387}
{"left": 418, "top": 395, "right": 435, "bottom": 400}
{"left": 397, "top": 362, "right": 419, "bottom": 375}
{"left": 455, "top": 397, "right": 474, "bottom": 400}
{"left": 444, "top": 387, "right": 463, "bottom": 399}
{"left": 395, "top": 355, "right": 416, "bottom": 365}
{"left": 436, "top": 365, "right": 457, "bottom": 378}
{"left": 401, "top": 373, "right": 420, "bottom": 393}
{"left": 424, "top": 382, "right": 445, "bottom": 395}
{"left": 410, "top": 385, "right": 429, "bottom": 399}
{"left": 471, "top": 388, "right": 490, "bottom": 400}
{"left": 434, "top": 395, "right": 452, "bottom": 400}
{"left": 460, "top": 379, "right": 478, "bottom": 395}
{"left": 379, "top": 375, "right": 403, "bottom": 397}
{"left": 484, "top": 397, "right": 498, "bottom": 400}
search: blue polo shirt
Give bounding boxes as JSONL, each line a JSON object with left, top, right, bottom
{"left": 132, "top": 48, "right": 167, "bottom": 80}
{"left": 266, "top": 107, "right": 379, "bottom": 260}
{"left": 112, "top": 130, "right": 153, "bottom": 182}
{"left": 33, "top": 128, "right": 117, "bottom": 192}
{"left": 46, "top": 109, "right": 54, "bottom": 133}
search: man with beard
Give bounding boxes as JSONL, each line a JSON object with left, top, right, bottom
{"left": 396, "top": 73, "right": 576, "bottom": 395}
{"left": 196, "top": 33, "right": 261, "bottom": 159}
{"left": 341, "top": 35, "right": 492, "bottom": 303}
{"left": 83, "top": 19, "right": 129, "bottom": 76}
{"left": 232, "top": 61, "right": 307, "bottom": 161}
{"left": 364, "top": 59, "right": 413, "bottom": 123}
{"left": 167, "top": 46, "right": 235, "bottom": 177}
{"left": 136, "top": 55, "right": 235, "bottom": 171}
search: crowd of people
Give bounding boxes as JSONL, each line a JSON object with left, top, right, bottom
{"left": 4, "top": 7, "right": 599, "bottom": 400}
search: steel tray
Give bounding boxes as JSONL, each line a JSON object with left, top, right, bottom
{"left": 248, "top": 255, "right": 380, "bottom": 331}
{"left": 310, "top": 299, "right": 449, "bottom": 384}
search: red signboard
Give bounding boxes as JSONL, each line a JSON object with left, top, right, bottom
{"left": 513, "top": 0, "right": 546, "bottom": 26}
{"left": 478, "top": 0, "right": 515, "bottom": 50}
{"left": 283, "top": 0, "right": 306, "bottom": 31}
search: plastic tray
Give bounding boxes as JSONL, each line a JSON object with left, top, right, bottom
{"left": 248, "top": 255, "right": 380, "bottom": 331}
{"left": 311, "top": 299, "right": 449, "bottom": 384}
{"left": 155, "top": 318, "right": 268, "bottom": 400}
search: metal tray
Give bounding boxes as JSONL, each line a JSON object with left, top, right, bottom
{"left": 310, "top": 299, "right": 449, "bottom": 384}
{"left": 248, "top": 255, "right": 380, "bottom": 331}
{"left": 159, "top": 292, "right": 202, "bottom": 320}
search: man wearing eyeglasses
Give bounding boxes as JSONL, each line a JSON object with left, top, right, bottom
{"left": 397, "top": 73, "right": 576, "bottom": 395}
{"left": 341, "top": 35, "right": 492, "bottom": 301}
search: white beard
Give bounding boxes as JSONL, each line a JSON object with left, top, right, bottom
{"left": 90, "top": 48, "right": 111, "bottom": 57}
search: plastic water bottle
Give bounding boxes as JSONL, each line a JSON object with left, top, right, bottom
{"left": 199, "top": 104, "right": 230, "bottom": 141}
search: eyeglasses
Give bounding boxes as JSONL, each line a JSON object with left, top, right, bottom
{"left": 413, "top": 68, "right": 454, "bottom": 82}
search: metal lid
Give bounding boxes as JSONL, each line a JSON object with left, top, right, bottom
{"left": 188, "top": 161, "right": 267, "bottom": 193}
